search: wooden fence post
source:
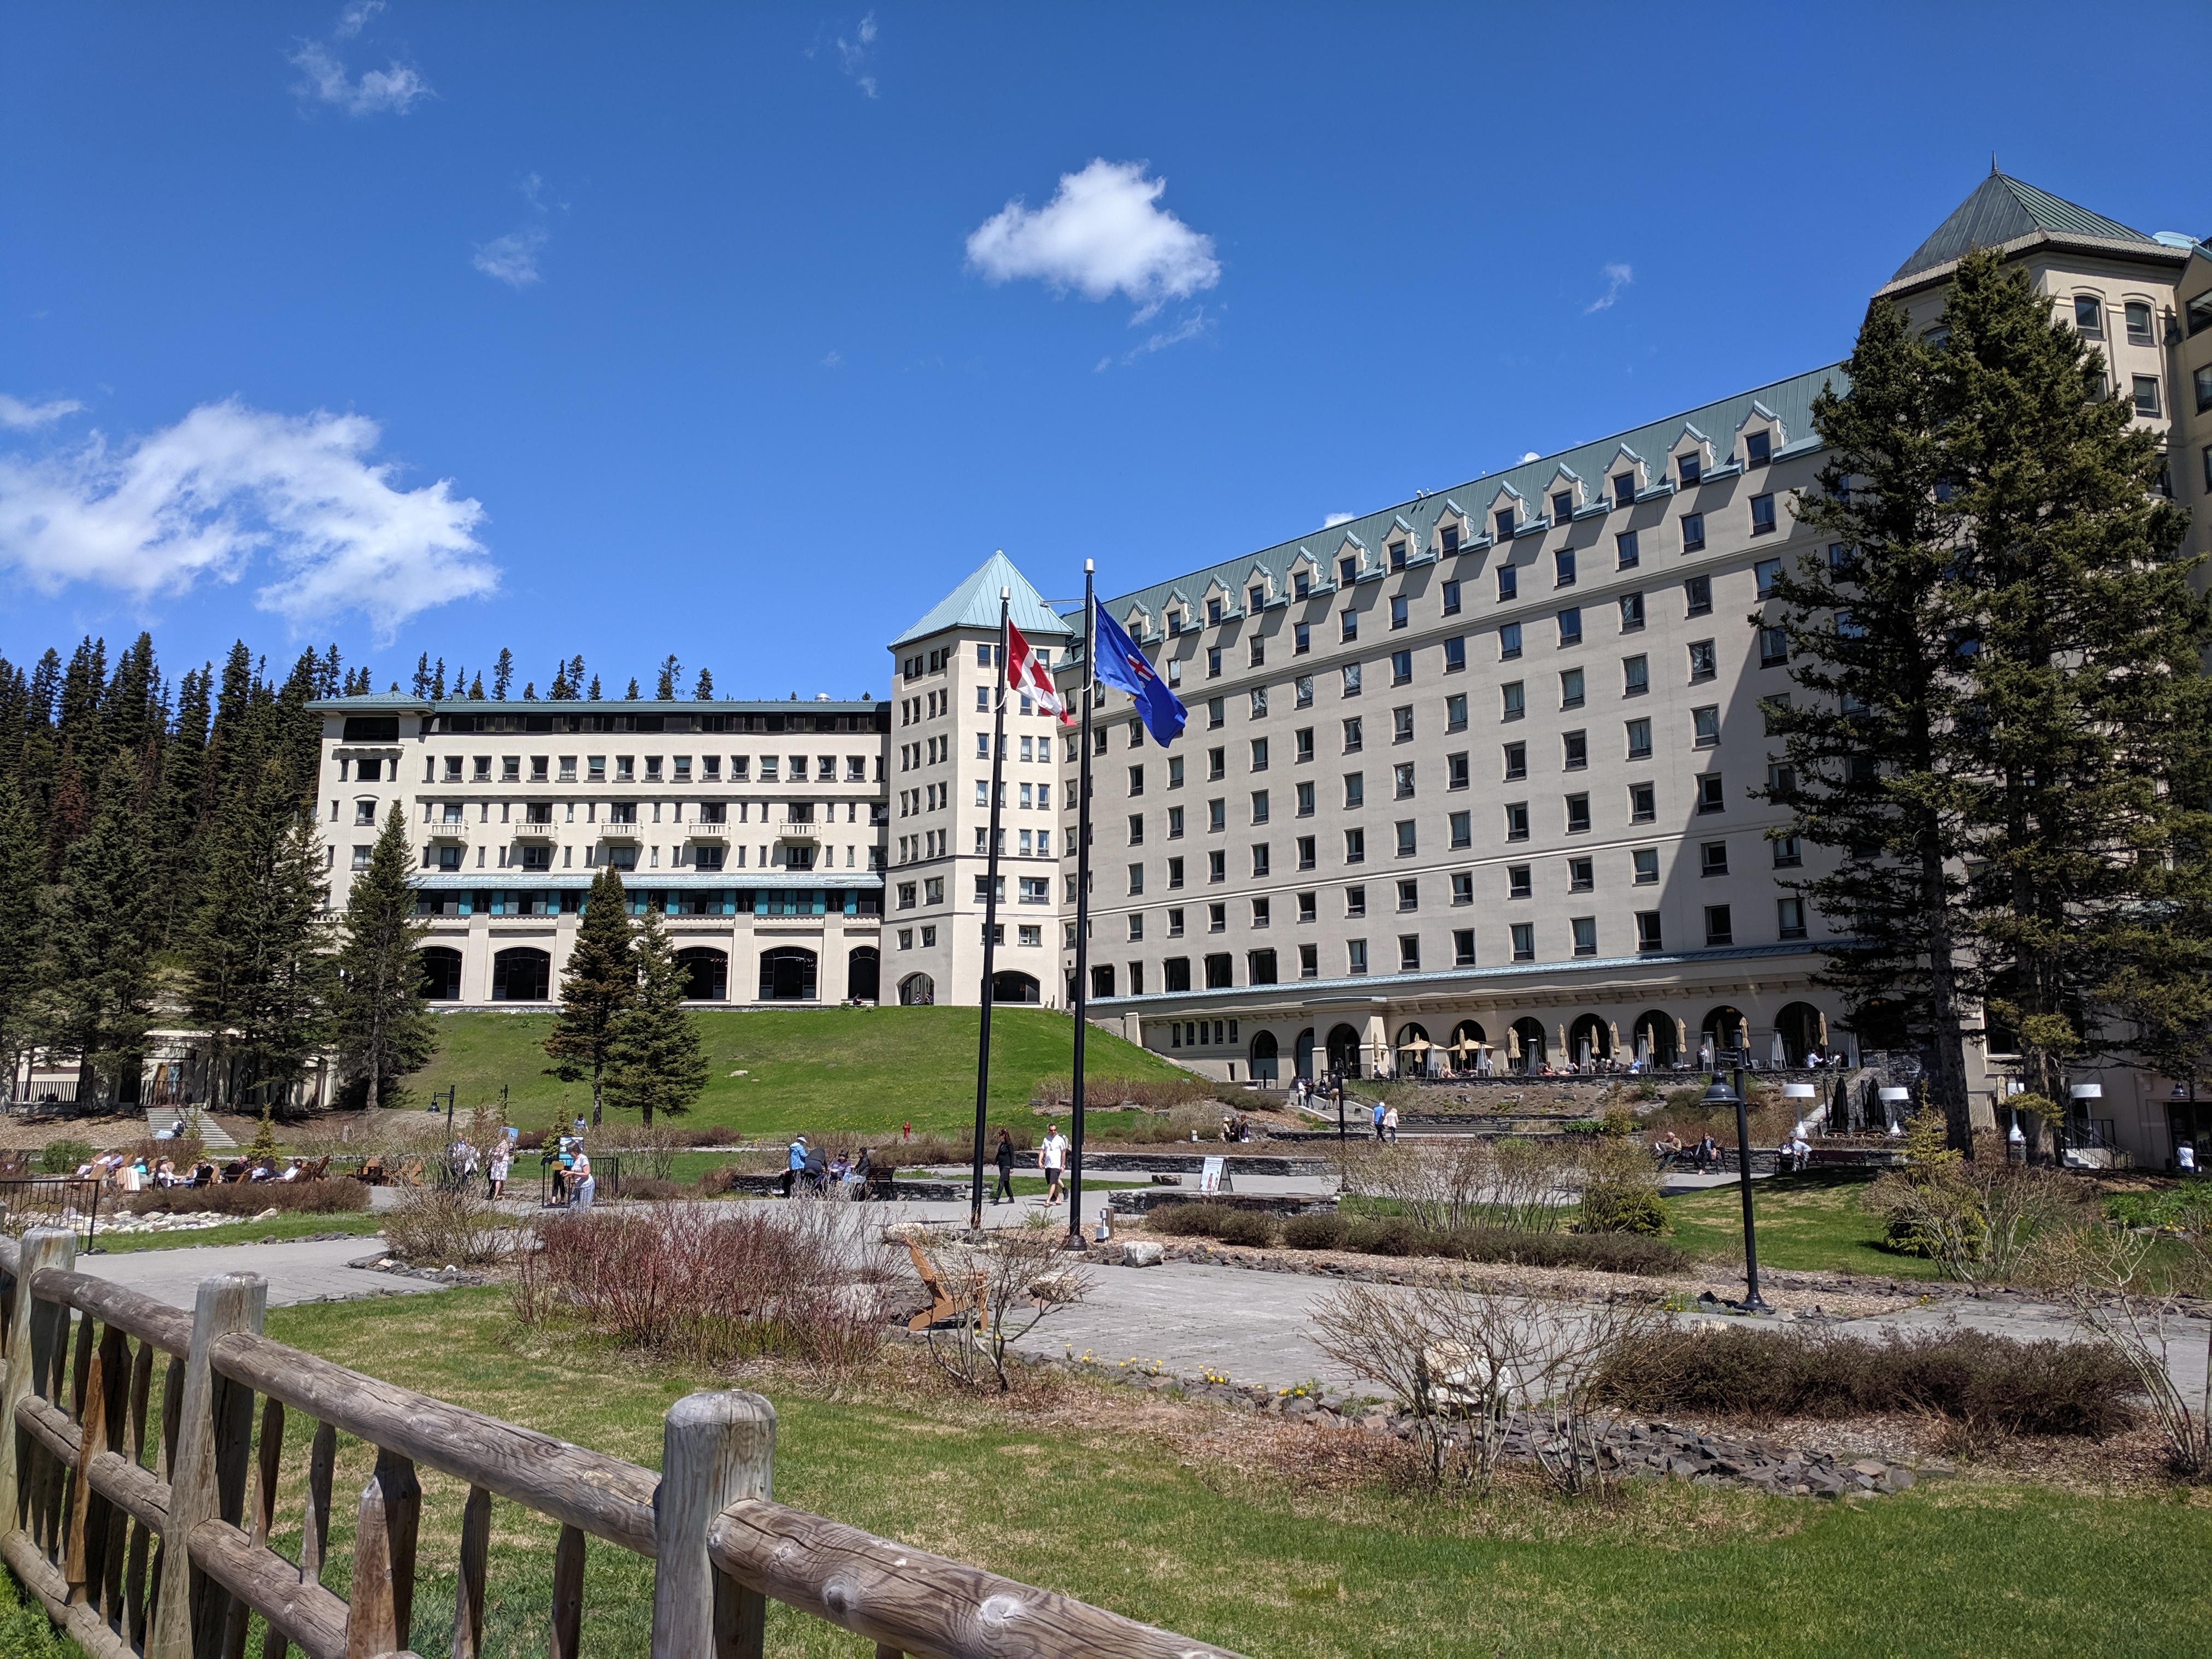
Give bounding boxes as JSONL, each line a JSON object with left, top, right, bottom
{"left": 651, "top": 1390, "right": 775, "bottom": 1659}
{"left": 0, "top": 1230, "right": 75, "bottom": 1542}
{"left": 146, "top": 1270, "right": 266, "bottom": 1659}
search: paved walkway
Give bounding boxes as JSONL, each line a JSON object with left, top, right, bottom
{"left": 77, "top": 1237, "right": 447, "bottom": 1310}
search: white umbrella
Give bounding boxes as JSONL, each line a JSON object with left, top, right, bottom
{"left": 1770, "top": 1029, "right": 1787, "bottom": 1068}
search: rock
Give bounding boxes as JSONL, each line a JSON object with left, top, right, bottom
{"left": 1121, "top": 1241, "right": 1164, "bottom": 1268}
{"left": 1880, "top": 1468, "right": 1915, "bottom": 1491}
{"left": 1850, "top": 1460, "right": 1887, "bottom": 1479}
{"left": 254, "top": 1208, "right": 279, "bottom": 1221}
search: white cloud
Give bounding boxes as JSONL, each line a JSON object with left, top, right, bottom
{"left": 1323, "top": 513, "right": 1356, "bottom": 528}
{"left": 334, "top": 0, "right": 384, "bottom": 39}
{"left": 1520, "top": 451, "right": 1540, "bottom": 463}
{"left": 0, "top": 399, "right": 496, "bottom": 638}
{"left": 820, "top": 351, "right": 842, "bottom": 369}
{"left": 1094, "top": 307, "right": 1213, "bottom": 370}
{"left": 0, "top": 395, "right": 84, "bottom": 431}
{"left": 967, "top": 159, "right": 1220, "bottom": 321}
{"left": 472, "top": 227, "right": 547, "bottom": 288}
{"left": 836, "top": 11, "right": 879, "bottom": 97}
{"left": 290, "top": 39, "right": 430, "bottom": 115}
{"left": 1585, "top": 262, "right": 1633, "bottom": 313}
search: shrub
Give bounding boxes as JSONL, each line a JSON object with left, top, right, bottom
{"left": 1146, "top": 1202, "right": 1278, "bottom": 1247}
{"left": 127, "top": 1180, "right": 370, "bottom": 1216}
{"left": 1282, "top": 1213, "right": 1349, "bottom": 1250}
{"left": 1345, "top": 1217, "right": 1421, "bottom": 1257}
{"left": 1598, "top": 1323, "right": 2139, "bottom": 1439}
{"left": 36, "top": 1138, "right": 95, "bottom": 1175}
{"left": 1578, "top": 1183, "right": 1668, "bottom": 1237}
{"left": 620, "top": 1176, "right": 687, "bottom": 1202}
{"left": 1029, "top": 1075, "right": 1215, "bottom": 1112}
{"left": 381, "top": 1183, "right": 513, "bottom": 1266}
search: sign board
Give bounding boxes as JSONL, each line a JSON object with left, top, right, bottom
{"left": 1199, "top": 1156, "right": 1233, "bottom": 1195}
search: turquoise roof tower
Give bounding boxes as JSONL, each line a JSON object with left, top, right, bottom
{"left": 892, "top": 550, "right": 1075, "bottom": 646}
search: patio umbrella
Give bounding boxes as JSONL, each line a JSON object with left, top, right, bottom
{"left": 1675, "top": 1016, "right": 1689, "bottom": 1055}
{"left": 1636, "top": 1028, "right": 1652, "bottom": 1066}
{"left": 1556, "top": 1023, "right": 1567, "bottom": 1058}
{"left": 1609, "top": 1020, "right": 1622, "bottom": 1055}
{"left": 1451, "top": 1037, "right": 1480, "bottom": 1056}
{"left": 1737, "top": 1018, "right": 1751, "bottom": 1052}
{"left": 1770, "top": 1029, "right": 1788, "bottom": 1068}
{"left": 1400, "top": 1037, "right": 1432, "bottom": 1053}
{"left": 1818, "top": 1011, "right": 1829, "bottom": 1046}
{"left": 1507, "top": 1028, "right": 1521, "bottom": 1061}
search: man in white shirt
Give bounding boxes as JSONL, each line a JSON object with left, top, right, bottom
{"left": 1039, "top": 1123, "right": 1069, "bottom": 1204}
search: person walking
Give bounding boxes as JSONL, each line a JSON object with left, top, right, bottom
{"left": 1039, "top": 1122, "right": 1069, "bottom": 1204}
{"left": 1382, "top": 1103, "right": 1399, "bottom": 1144}
{"left": 486, "top": 1142, "right": 511, "bottom": 1201}
{"left": 1370, "top": 1099, "right": 1386, "bottom": 1142}
{"left": 992, "top": 1129, "right": 1016, "bottom": 1205}
{"left": 783, "top": 1134, "right": 808, "bottom": 1199}
{"left": 570, "top": 1147, "right": 595, "bottom": 1210}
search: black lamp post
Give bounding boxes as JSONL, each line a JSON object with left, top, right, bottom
{"left": 1702, "top": 1070, "right": 1770, "bottom": 1313}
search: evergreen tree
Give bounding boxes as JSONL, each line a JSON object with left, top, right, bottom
{"left": 492, "top": 648, "right": 514, "bottom": 701}
{"left": 330, "top": 804, "right": 437, "bottom": 1108}
{"left": 567, "top": 655, "right": 586, "bottom": 696}
{"left": 624, "top": 678, "right": 640, "bottom": 701}
{"left": 589, "top": 675, "right": 602, "bottom": 699}
{"left": 655, "top": 655, "right": 680, "bottom": 699}
{"left": 149, "top": 666, "right": 213, "bottom": 949}
{"left": 549, "top": 661, "right": 571, "bottom": 700}
{"left": 0, "top": 783, "right": 45, "bottom": 1090}
{"left": 411, "top": 652, "right": 433, "bottom": 698}
{"left": 693, "top": 667, "right": 714, "bottom": 699}
{"left": 469, "top": 673, "right": 485, "bottom": 699}
{"left": 522, "top": 681, "right": 537, "bottom": 701}
{"left": 51, "top": 754, "right": 156, "bottom": 1108}
{"left": 604, "top": 908, "right": 708, "bottom": 1126}
{"left": 543, "top": 866, "right": 633, "bottom": 1127}
{"left": 431, "top": 658, "right": 447, "bottom": 700}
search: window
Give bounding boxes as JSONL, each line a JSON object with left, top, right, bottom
{"left": 1127, "top": 863, "right": 1145, "bottom": 896}
{"left": 1206, "top": 646, "right": 1222, "bottom": 679}
{"left": 1507, "top": 864, "right": 1532, "bottom": 899}
{"left": 2197, "top": 364, "right": 2212, "bottom": 415}
{"left": 1346, "top": 885, "right": 1367, "bottom": 917}
{"left": 1441, "top": 523, "right": 1461, "bottom": 555}
{"left": 1393, "top": 762, "right": 1415, "bottom": 798}
{"left": 1208, "top": 901, "right": 1226, "bottom": 931}
{"left": 1207, "top": 748, "right": 1226, "bottom": 781}
{"left": 1445, "top": 693, "right": 1468, "bottom": 732}
{"left": 1442, "top": 579, "right": 1461, "bottom": 616}
{"left": 1167, "top": 855, "right": 1185, "bottom": 889}
{"left": 1697, "top": 774, "right": 1725, "bottom": 814}
{"left": 1495, "top": 507, "right": 1517, "bottom": 540}
{"left": 1449, "top": 809, "right": 1470, "bottom": 848}
{"left": 1560, "top": 668, "right": 1585, "bottom": 709}
{"left": 1499, "top": 621, "right": 1523, "bottom": 660}
{"left": 1343, "top": 772, "right": 1364, "bottom": 809}
{"left": 1293, "top": 569, "right": 1311, "bottom": 599}
{"left": 1773, "top": 834, "right": 1802, "bottom": 868}
{"left": 1295, "top": 780, "right": 1314, "bottom": 816}
{"left": 1249, "top": 636, "right": 1266, "bottom": 668}
{"left": 1555, "top": 548, "right": 1576, "bottom": 587}
{"left": 1510, "top": 922, "right": 1534, "bottom": 961}
{"left": 1760, "top": 626, "right": 1789, "bottom": 668}
{"left": 1395, "top": 820, "right": 1416, "bottom": 857}
{"left": 1167, "top": 755, "right": 1184, "bottom": 788}
{"left": 1443, "top": 636, "right": 1466, "bottom": 673}
{"left": 1396, "top": 934, "right": 1420, "bottom": 972}
{"left": 1250, "top": 736, "right": 1270, "bottom": 771}
{"left": 1390, "top": 595, "right": 1409, "bottom": 631}
{"left": 1396, "top": 877, "right": 1419, "bottom": 911}
{"left": 1392, "top": 705, "right": 1414, "bottom": 743}
{"left": 1391, "top": 650, "right": 1413, "bottom": 685}
{"left": 1128, "top": 765, "right": 1145, "bottom": 798}
{"left": 1700, "top": 840, "right": 1728, "bottom": 877}
{"left": 2074, "top": 294, "right": 2102, "bottom": 333}
{"left": 351, "top": 844, "right": 372, "bottom": 870}
{"left": 1684, "top": 574, "right": 1713, "bottom": 617}
{"left": 1168, "top": 805, "right": 1185, "bottom": 838}
{"left": 1619, "top": 591, "right": 1644, "bottom": 631}
{"left": 1679, "top": 451, "right": 1703, "bottom": 486}
{"left": 1562, "top": 730, "right": 1588, "bottom": 770}
{"left": 1551, "top": 491, "right": 1574, "bottom": 525}
{"left": 1342, "top": 663, "right": 1363, "bottom": 697}
{"left": 1623, "top": 654, "right": 1649, "bottom": 696}
{"left": 1746, "top": 430, "right": 1771, "bottom": 468}
{"left": 2132, "top": 375, "right": 2162, "bottom": 417}
{"left": 1497, "top": 563, "right": 1519, "bottom": 601}
{"left": 1205, "top": 954, "right": 1233, "bottom": 989}
{"left": 1632, "top": 847, "right": 1658, "bottom": 884}
{"left": 1128, "top": 813, "right": 1145, "bottom": 845}
{"left": 1504, "top": 802, "right": 1529, "bottom": 840}
{"left": 1339, "top": 555, "right": 1358, "bottom": 585}
{"left": 1681, "top": 511, "right": 1705, "bottom": 552}
{"left": 1292, "top": 620, "right": 1313, "bottom": 658}
{"left": 1451, "top": 871, "right": 1473, "bottom": 905}
{"left": 1613, "top": 532, "right": 1641, "bottom": 575}
{"left": 1208, "top": 798, "right": 1226, "bottom": 833}
{"left": 1629, "top": 781, "right": 1656, "bottom": 822}
{"left": 1295, "top": 675, "right": 1314, "bottom": 709}
{"left": 1167, "top": 908, "right": 1185, "bottom": 938}
{"left": 1446, "top": 751, "right": 1469, "bottom": 791}
{"left": 1502, "top": 681, "right": 1525, "bottom": 720}
{"left": 1503, "top": 742, "right": 1527, "bottom": 780}
{"left": 1557, "top": 608, "right": 1582, "bottom": 646}
{"left": 1626, "top": 717, "right": 1652, "bottom": 760}
{"left": 1750, "top": 493, "right": 1776, "bottom": 536}
{"left": 1767, "top": 761, "right": 1796, "bottom": 797}
{"left": 1343, "top": 716, "right": 1363, "bottom": 752}
{"left": 1252, "top": 843, "right": 1271, "bottom": 877}
{"left": 1614, "top": 472, "right": 1637, "bottom": 509}
{"left": 1704, "top": 905, "right": 1733, "bottom": 947}
{"left": 1692, "top": 705, "right": 1720, "bottom": 747}
{"left": 1345, "top": 827, "right": 1366, "bottom": 863}
{"left": 1564, "top": 793, "right": 1591, "bottom": 833}
{"left": 1778, "top": 897, "right": 1808, "bottom": 940}
{"left": 1687, "top": 640, "right": 1717, "bottom": 681}
{"left": 1347, "top": 939, "right": 1368, "bottom": 975}
{"left": 1297, "top": 834, "right": 1315, "bottom": 869}
{"left": 1565, "top": 856, "right": 1594, "bottom": 893}
{"left": 1569, "top": 916, "right": 1597, "bottom": 957}
{"left": 2189, "top": 290, "right": 2212, "bottom": 338}
{"left": 1296, "top": 726, "right": 1315, "bottom": 762}
{"left": 1340, "top": 609, "right": 1358, "bottom": 643}
{"left": 1448, "top": 928, "right": 1473, "bottom": 967}
{"left": 1636, "top": 911, "right": 1663, "bottom": 952}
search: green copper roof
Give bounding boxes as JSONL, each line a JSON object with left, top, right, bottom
{"left": 891, "top": 550, "right": 1075, "bottom": 648}
{"left": 1890, "top": 173, "right": 2162, "bottom": 283}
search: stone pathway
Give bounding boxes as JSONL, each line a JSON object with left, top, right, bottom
{"left": 76, "top": 1236, "right": 444, "bottom": 1309}
{"left": 143, "top": 1107, "right": 236, "bottom": 1149}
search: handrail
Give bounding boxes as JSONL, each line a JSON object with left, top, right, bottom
{"left": 0, "top": 1227, "right": 1245, "bottom": 1658}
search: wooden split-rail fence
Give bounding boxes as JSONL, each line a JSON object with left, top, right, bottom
{"left": 0, "top": 1227, "right": 1242, "bottom": 1658}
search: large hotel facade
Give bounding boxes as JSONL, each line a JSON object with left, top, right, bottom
{"left": 314, "top": 174, "right": 2212, "bottom": 1164}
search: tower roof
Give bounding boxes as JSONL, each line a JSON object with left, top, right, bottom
{"left": 1888, "top": 172, "right": 2167, "bottom": 285}
{"left": 891, "top": 550, "right": 1074, "bottom": 648}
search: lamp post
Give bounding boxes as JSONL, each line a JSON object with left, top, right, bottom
{"left": 1782, "top": 1081, "right": 1816, "bottom": 1169}
{"left": 1702, "top": 1070, "right": 1770, "bottom": 1313}
{"left": 2068, "top": 1081, "right": 2103, "bottom": 1166}
{"left": 1879, "top": 1086, "right": 1911, "bottom": 1138}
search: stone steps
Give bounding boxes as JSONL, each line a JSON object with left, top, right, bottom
{"left": 144, "top": 1108, "right": 237, "bottom": 1149}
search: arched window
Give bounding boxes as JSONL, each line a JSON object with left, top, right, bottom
{"left": 1631, "top": 1010, "right": 1679, "bottom": 1068}
{"left": 1293, "top": 1027, "right": 1316, "bottom": 1080}
{"left": 1449, "top": 1019, "right": 1486, "bottom": 1072}
{"left": 1701, "top": 1005, "right": 1749, "bottom": 1061}
{"left": 491, "top": 948, "right": 550, "bottom": 1002}
{"left": 1567, "top": 1013, "right": 1613, "bottom": 1069}
{"left": 846, "top": 946, "right": 880, "bottom": 1003}
{"left": 898, "top": 972, "right": 935, "bottom": 1007}
{"left": 1394, "top": 1022, "right": 1431, "bottom": 1078}
{"left": 419, "top": 946, "right": 464, "bottom": 1001}
{"left": 1249, "top": 1029, "right": 1279, "bottom": 1082}
{"left": 1509, "top": 1017, "right": 1548, "bottom": 1073}
{"left": 991, "top": 971, "right": 1040, "bottom": 1003}
{"left": 675, "top": 947, "right": 728, "bottom": 1002}
{"left": 1325, "top": 1023, "right": 1362, "bottom": 1078}
{"left": 1775, "top": 1001, "right": 1826, "bottom": 1066}
{"left": 759, "top": 948, "right": 817, "bottom": 1002}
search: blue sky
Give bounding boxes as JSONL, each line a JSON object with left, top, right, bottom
{"left": 4, "top": 2, "right": 2207, "bottom": 699}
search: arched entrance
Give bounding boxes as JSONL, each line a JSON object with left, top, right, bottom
{"left": 1631, "top": 1009, "right": 1679, "bottom": 1068}
{"left": 1449, "top": 1019, "right": 1487, "bottom": 1073}
{"left": 1776, "top": 1001, "right": 1826, "bottom": 1066}
{"left": 1701, "top": 1005, "right": 1750, "bottom": 1063}
{"left": 1325, "top": 1023, "right": 1362, "bottom": 1078}
{"left": 418, "top": 946, "right": 463, "bottom": 1001}
{"left": 992, "top": 971, "right": 1040, "bottom": 1003}
{"left": 1509, "top": 1017, "right": 1548, "bottom": 1073}
{"left": 1294, "top": 1027, "right": 1316, "bottom": 1079}
{"left": 491, "top": 947, "right": 550, "bottom": 1002}
{"left": 1395, "top": 1022, "right": 1432, "bottom": 1079}
{"left": 676, "top": 947, "right": 728, "bottom": 1002}
{"left": 759, "top": 947, "right": 817, "bottom": 1002}
{"left": 846, "top": 946, "right": 880, "bottom": 1003}
{"left": 898, "top": 973, "right": 935, "bottom": 1006}
{"left": 1567, "top": 1013, "right": 1613, "bottom": 1070}
{"left": 1250, "top": 1030, "right": 1279, "bottom": 1082}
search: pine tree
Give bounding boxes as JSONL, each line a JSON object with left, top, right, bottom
{"left": 0, "top": 782, "right": 45, "bottom": 1090}
{"left": 549, "top": 661, "right": 571, "bottom": 700}
{"left": 522, "top": 681, "right": 537, "bottom": 701}
{"left": 469, "top": 673, "right": 485, "bottom": 699}
{"left": 330, "top": 804, "right": 437, "bottom": 1109}
{"left": 411, "top": 652, "right": 432, "bottom": 698}
{"left": 589, "top": 675, "right": 602, "bottom": 699}
{"left": 51, "top": 754, "right": 156, "bottom": 1108}
{"left": 604, "top": 908, "right": 708, "bottom": 1126}
{"left": 431, "top": 658, "right": 447, "bottom": 700}
{"left": 567, "top": 655, "right": 585, "bottom": 696}
{"left": 655, "top": 656, "right": 680, "bottom": 699}
{"left": 492, "top": 649, "right": 514, "bottom": 702}
{"left": 543, "top": 866, "right": 633, "bottom": 1127}
{"left": 624, "top": 678, "right": 640, "bottom": 701}
{"left": 693, "top": 667, "right": 715, "bottom": 699}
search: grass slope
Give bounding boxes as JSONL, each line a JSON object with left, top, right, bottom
{"left": 408, "top": 1005, "right": 1189, "bottom": 1139}
{"left": 1664, "top": 1171, "right": 1942, "bottom": 1280}
{"left": 225, "top": 1290, "right": 2207, "bottom": 1659}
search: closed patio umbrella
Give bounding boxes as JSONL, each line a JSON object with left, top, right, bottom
{"left": 1770, "top": 1029, "right": 1788, "bottom": 1068}
{"left": 1675, "top": 1016, "right": 1689, "bottom": 1056}
{"left": 1609, "top": 1020, "right": 1622, "bottom": 1055}
{"left": 1507, "top": 1028, "right": 1521, "bottom": 1061}
{"left": 1818, "top": 1011, "right": 1829, "bottom": 1046}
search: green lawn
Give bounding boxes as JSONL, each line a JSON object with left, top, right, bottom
{"left": 86, "top": 1211, "right": 387, "bottom": 1255}
{"left": 127, "top": 1289, "right": 2203, "bottom": 1658}
{"left": 409, "top": 1005, "right": 1187, "bottom": 1140}
{"left": 1664, "top": 1170, "right": 1941, "bottom": 1280}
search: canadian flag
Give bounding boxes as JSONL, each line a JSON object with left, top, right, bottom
{"left": 1006, "top": 621, "right": 1074, "bottom": 726}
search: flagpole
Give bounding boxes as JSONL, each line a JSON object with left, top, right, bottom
{"left": 1068, "top": 560, "right": 1096, "bottom": 1249}
{"left": 971, "top": 585, "right": 1011, "bottom": 1231}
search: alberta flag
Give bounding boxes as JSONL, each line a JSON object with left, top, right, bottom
{"left": 1093, "top": 607, "right": 1186, "bottom": 746}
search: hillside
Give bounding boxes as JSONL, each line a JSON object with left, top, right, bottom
{"left": 405, "top": 1005, "right": 1191, "bottom": 1139}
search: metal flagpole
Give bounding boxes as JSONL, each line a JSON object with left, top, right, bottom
{"left": 1067, "top": 561, "right": 1096, "bottom": 1248}
{"left": 970, "top": 586, "right": 1012, "bottom": 1229}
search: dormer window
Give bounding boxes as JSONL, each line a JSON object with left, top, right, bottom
{"left": 1339, "top": 556, "right": 1358, "bottom": 584}
{"left": 1495, "top": 508, "right": 1516, "bottom": 540}
{"left": 1746, "top": 430, "right": 1772, "bottom": 468}
{"left": 1388, "top": 541, "right": 1407, "bottom": 571}
{"left": 1249, "top": 585, "right": 1266, "bottom": 611}
{"left": 1293, "top": 569, "right": 1310, "bottom": 599}
{"left": 1550, "top": 491, "right": 1574, "bottom": 524}
{"left": 1207, "top": 597, "right": 1223, "bottom": 626}
{"left": 1613, "top": 473, "right": 1636, "bottom": 509}
{"left": 1168, "top": 610, "right": 1184, "bottom": 637}
{"left": 1679, "top": 452, "right": 1703, "bottom": 486}
{"left": 1440, "top": 522, "right": 1460, "bottom": 555}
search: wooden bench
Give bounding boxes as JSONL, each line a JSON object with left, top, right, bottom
{"left": 902, "top": 1238, "right": 988, "bottom": 1333}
